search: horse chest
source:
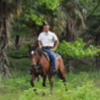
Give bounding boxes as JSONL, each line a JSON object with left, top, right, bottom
{"left": 34, "top": 67, "right": 43, "bottom": 75}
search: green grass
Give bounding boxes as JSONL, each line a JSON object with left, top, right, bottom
{"left": 0, "top": 58, "right": 100, "bottom": 100}
{"left": 0, "top": 71, "right": 100, "bottom": 100}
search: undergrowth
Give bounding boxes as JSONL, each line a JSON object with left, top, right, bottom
{"left": 0, "top": 71, "right": 100, "bottom": 100}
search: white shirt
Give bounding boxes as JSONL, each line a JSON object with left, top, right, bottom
{"left": 38, "top": 31, "right": 58, "bottom": 47}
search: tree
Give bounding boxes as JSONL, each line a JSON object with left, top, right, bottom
{"left": 59, "top": 0, "right": 86, "bottom": 72}
{"left": 80, "top": 0, "right": 100, "bottom": 69}
{"left": 0, "top": 0, "right": 21, "bottom": 78}
{"left": 0, "top": 0, "right": 62, "bottom": 77}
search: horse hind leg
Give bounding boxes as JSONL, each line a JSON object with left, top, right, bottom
{"left": 48, "top": 74, "right": 53, "bottom": 95}
{"left": 58, "top": 58, "right": 67, "bottom": 82}
{"left": 42, "top": 75, "right": 47, "bottom": 96}
{"left": 36, "top": 75, "right": 41, "bottom": 81}
{"left": 42, "top": 75, "right": 46, "bottom": 87}
{"left": 58, "top": 70, "right": 67, "bottom": 91}
{"left": 58, "top": 58, "right": 67, "bottom": 91}
{"left": 58, "top": 70, "right": 66, "bottom": 82}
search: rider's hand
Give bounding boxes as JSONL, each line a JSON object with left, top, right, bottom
{"left": 51, "top": 40, "right": 58, "bottom": 51}
{"left": 51, "top": 48, "right": 56, "bottom": 51}
{"left": 39, "top": 45, "right": 42, "bottom": 48}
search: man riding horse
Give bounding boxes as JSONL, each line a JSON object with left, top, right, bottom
{"left": 29, "top": 22, "right": 66, "bottom": 94}
{"left": 38, "top": 22, "right": 59, "bottom": 74}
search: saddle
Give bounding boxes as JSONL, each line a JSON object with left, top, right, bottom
{"left": 42, "top": 49, "right": 61, "bottom": 62}
{"left": 36, "top": 48, "right": 61, "bottom": 65}
{"left": 42, "top": 49, "right": 50, "bottom": 61}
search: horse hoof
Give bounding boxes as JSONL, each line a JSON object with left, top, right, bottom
{"left": 33, "top": 89, "right": 39, "bottom": 95}
{"left": 42, "top": 92, "right": 45, "bottom": 96}
{"left": 65, "top": 89, "right": 68, "bottom": 91}
{"left": 33, "top": 89, "right": 37, "bottom": 91}
{"left": 42, "top": 84, "right": 46, "bottom": 87}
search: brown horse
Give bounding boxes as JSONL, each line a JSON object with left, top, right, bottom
{"left": 29, "top": 47, "right": 66, "bottom": 94}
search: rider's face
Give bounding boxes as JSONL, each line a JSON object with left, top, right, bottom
{"left": 43, "top": 25, "right": 50, "bottom": 32}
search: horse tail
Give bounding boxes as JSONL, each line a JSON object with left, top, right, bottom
{"left": 58, "top": 56, "right": 66, "bottom": 82}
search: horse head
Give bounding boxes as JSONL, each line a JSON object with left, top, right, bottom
{"left": 29, "top": 46, "right": 42, "bottom": 67}
{"left": 29, "top": 46, "right": 37, "bottom": 66}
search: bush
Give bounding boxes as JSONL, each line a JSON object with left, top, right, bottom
{"left": 19, "top": 71, "right": 100, "bottom": 100}
{"left": 19, "top": 79, "right": 100, "bottom": 100}
{"left": 56, "top": 38, "right": 100, "bottom": 58}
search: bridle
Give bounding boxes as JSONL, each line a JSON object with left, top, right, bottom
{"left": 30, "top": 50, "right": 40, "bottom": 69}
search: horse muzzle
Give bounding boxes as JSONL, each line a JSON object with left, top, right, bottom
{"left": 31, "top": 59, "right": 37, "bottom": 66}
{"left": 31, "top": 63, "right": 37, "bottom": 66}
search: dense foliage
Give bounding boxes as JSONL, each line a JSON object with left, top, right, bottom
{"left": 56, "top": 39, "right": 100, "bottom": 58}
{"left": 0, "top": 0, "right": 100, "bottom": 99}
{"left": 19, "top": 80, "right": 100, "bottom": 100}
{"left": 0, "top": 66, "right": 100, "bottom": 100}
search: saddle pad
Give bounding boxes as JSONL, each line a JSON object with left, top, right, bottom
{"left": 43, "top": 51, "right": 50, "bottom": 61}
{"left": 43, "top": 51, "right": 61, "bottom": 61}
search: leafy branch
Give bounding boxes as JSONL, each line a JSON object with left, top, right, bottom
{"left": 56, "top": 39, "right": 100, "bottom": 58}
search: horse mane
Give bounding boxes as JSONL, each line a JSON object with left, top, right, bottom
{"left": 30, "top": 47, "right": 49, "bottom": 61}
{"left": 37, "top": 48, "right": 50, "bottom": 61}
{"left": 36, "top": 48, "right": 43, "bottom": 56}
{"left": 29, "top": 46, "right": 36, "bottom": 52}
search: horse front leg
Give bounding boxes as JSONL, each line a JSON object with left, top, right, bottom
{"left": 30, "top": 74, "right": 36, "bottom": 87}
{"left": 30, "top": 78, "right": 34, "bottom": 87}
{"left": 42, "top": 75, "right": 46, "bottom": 87}
{"left": 48, "top": 75, "right": 53, "bottom": 94}
{"left": 42, "top": 75, "right": 47, "bottom": 96}
{"left": 30, "top": 74, "right": 39, "bottom": 94}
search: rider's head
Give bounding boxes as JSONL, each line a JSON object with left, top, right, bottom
{"left": 43, "top": 22, "right": 50, "bottom": 33}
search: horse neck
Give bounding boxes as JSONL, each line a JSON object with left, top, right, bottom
{"left": 36, "top": 55, "right": 41, "bottom": 64}
{"left": 38, "top": 55, "right": 49, "bottom": 67}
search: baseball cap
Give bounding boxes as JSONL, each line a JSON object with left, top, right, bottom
{"left": 43, "top": 22, "right": 50, "bottom": 26}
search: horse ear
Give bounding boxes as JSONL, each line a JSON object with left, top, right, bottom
{"left": 28, "top": 45, "right": 31, "bottom": 51}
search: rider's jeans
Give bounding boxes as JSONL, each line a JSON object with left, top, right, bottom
{"left": 43, "top": 48, "right": 56, "bottom": 69}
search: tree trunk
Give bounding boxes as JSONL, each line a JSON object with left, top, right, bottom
{"left": 66, "top": 58, "right": 73, "bottom": 73}
{"left": 63, "top": 19, "right": 76, "bottom": 72}
{"left": 15, "top": 35, "right": 20, "bottom": 50}
{"left": 0, "top": 0, "right": 10, "bottom": 78}
{"left": 95, "top": 32, "right": 100, "bottom": 70}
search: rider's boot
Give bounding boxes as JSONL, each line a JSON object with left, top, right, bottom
{"left": 52, "top": 65, "right": 57, "bottom": 75}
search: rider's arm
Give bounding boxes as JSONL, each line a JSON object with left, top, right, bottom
{"left": 38, "top": 33, "right": 42, "bottom": 48}
{"left": 51, "top": 40, "right": 59, "bottom": 51}
{"left": 38, "top": 40, "right": 42, "bottom": 48}
{"left": 51, "top": 33, "right": 59, "bottom": 51}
